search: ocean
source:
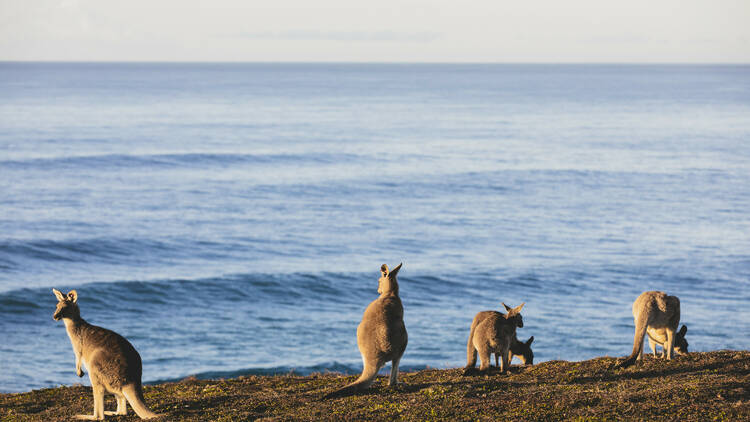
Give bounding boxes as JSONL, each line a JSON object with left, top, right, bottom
{"left": 1, "top": 62, "right": 749, "bottom": 393}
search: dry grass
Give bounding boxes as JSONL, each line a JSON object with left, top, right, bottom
{"left": 2, "top": 350, "right": 748, "bottom": 421}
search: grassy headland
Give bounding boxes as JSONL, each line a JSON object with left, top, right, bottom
{"left": 2, "top": 350, "right": 748, "bottom": 421}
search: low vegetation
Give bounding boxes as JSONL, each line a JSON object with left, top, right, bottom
{"left": 2, "top": 350, "right": 748, "bottom": 421}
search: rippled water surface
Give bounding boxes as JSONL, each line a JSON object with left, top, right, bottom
{"left": 1, "top": 63, "right": 749, "bottom": 392}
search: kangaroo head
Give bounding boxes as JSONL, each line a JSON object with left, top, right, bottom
{"left": 52, "top": 289, "right": 80, "bottom": 320}
{"left": 511, "top": 336, "right": 535, "bottom": 365}
{"left": 502, "top": 302, "right": 525, "bottom": 328}
{"left": 674, "top": 324, "right": 688, "bottom": 354}
{"left": 378, "top": 263, "right": 402, "bottom": 295}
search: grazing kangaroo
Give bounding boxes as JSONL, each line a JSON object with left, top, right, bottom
{"left": 463, "top": 303, "right": 525, "bottom": 374}
{"left": 52, "top": 289, "right": 160, "bottom": 420}
{"left": 645, "top": 325, "right": 688, "bottom": 360}
{"left": 616, "top": 291, "right": 687, "bottom": 369}
{"left": 325, "top": 263, "right": 408, "bottom": 399}
{"left": 495, "top": 335, "right": 534, "bottom": 367}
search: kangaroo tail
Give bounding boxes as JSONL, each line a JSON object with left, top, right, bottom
{"left": 463, "top": 318, "right": 479, "bottom": 372}
{"left": 122, "top": 383, "right": 161, "bottom": 419}
{"left": 617, "top": 314, "right": 648, "bottom": 369}
{"left": 324, "top": 362, "right": 381, "bottom": 399}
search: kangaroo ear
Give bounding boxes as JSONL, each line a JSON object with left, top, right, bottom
{"left": 53, "top": 289, "right": 65, "bottom": 302}
{"left": 502, "top": 302, "right": 512, "bottom": 312}
{"left": 678, "top": 325, "right": 687, "bottom": 336}
{"left": 67, "top": 290, "right": 78, "bottom": 303}
{"left": 389, "top": 262, "right": 402, "bottom": 278}
{"left": 527, "top": 336, "right": 534, "bottom": 346}
{"left": 506, "top": 302, "right": 525, "bottom": 317}
{"left": 380, "top": 264, "right": 389, "bottom": 277}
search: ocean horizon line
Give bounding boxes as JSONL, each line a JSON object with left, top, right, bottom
{"left": 1, "top": 60, "right": 749, "bottom": 66}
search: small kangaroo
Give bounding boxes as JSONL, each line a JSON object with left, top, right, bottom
{"left": 495, "top": 335, "right": 534, "bottom": 367}
{"left": 325, "top": 263, "right": 408, "bottom": 398}
{"left": 645, "top": 325, "right": 688, "bottom": 360}
{"left": 53, "top": 289, "right": 161, "bottom": 420}
{"left": 463, "top": 303, "right": 525, "bottom": 374}
{"left": 616, "top": 291, "right": 687, "bottom": 368}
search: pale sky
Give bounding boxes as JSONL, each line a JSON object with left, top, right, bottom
{"left": 1, "top": 0, "right": 749, "bottom": 62}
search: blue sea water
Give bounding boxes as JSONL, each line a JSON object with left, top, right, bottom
{"left": 1, "top": 62, "right": 749, "bottom": 393}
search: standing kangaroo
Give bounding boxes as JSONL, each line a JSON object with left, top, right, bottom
{"left": 325, "top": 263, "right": 407, "bottom": 398}
{"left": 463, "top": 303, "right": 525, "bottom": 374}
{"left": 616, "top": 291, "right": 688, "bottom": 369}
{"left": 53, "top": 289, "right": 160, "bottom": 420}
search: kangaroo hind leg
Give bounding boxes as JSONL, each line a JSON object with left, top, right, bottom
{"left": 104, "top": 392, "right": 128, "bottom": 416}
{"left": 499, "top": 346, "right": 510, "bottom": 373}
{"left": 389, "top": 356, "right": 401, "bottom": 386}
{"left": 647, "top": 336, "right": 658, "bottom": 358}
{"left": 75, "top": 384, "right": 105, "bottom": 420}
{"left": 477, "top": 345, "right": 492, "bottom": 371}
{"left": 665, "top": 328, "right": 675, "bottom": 360}
{"left": 463, "top": 342, "right": 478, "bottom": 374}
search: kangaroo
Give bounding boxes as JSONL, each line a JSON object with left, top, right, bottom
{"left": 495, "top": 335, "right": 534, "bottom": 367}
{"left": 325, "top": 263, "right": 408, "bottom": 399}
{"left": 467, "top": 310, "right": 534, "bottom": 367}
{"left": 616, "top": 291, "right": 687, "bottom": 369}
{"left": 52, "top": 289, "right": 161, "bottom": 420}
{"left": 645, "top": 325, "right": 688, "bottom": 359}
{"left": 463, "top": 303, "right": 525, "bottom": 374}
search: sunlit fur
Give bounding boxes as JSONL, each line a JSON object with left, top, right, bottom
{"left": 325, "top": 263, "right": 407, "bottom": 398}
{"left": 617, "top": 291, "right": 688, "bottom": 368}
{"left": 464, "top": 303, "right": 525, "bottom": 374}
{"left": 53, "top": 289, "right": 161, "bottom": 420}
{"left": 646, "top": 325, "right": 688, "bottom": 358}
